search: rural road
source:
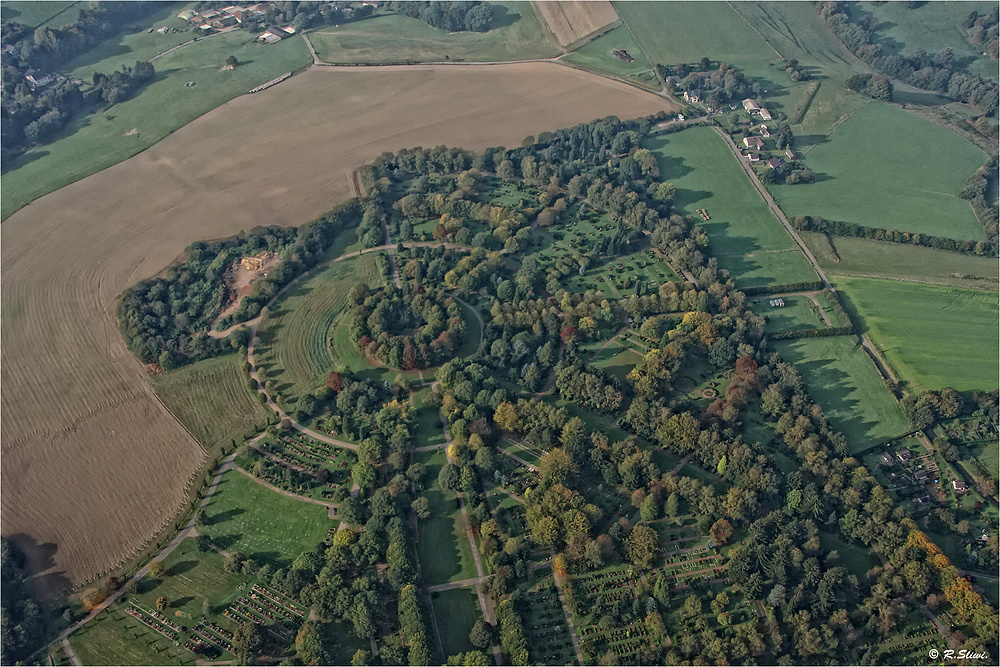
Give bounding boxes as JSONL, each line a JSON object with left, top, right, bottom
{"left": 53, "top": 453, "right": 236, "bottom": 647}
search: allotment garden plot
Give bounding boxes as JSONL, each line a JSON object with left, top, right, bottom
{"left": 645, "top": 128, "right": 817, "bottom": 288}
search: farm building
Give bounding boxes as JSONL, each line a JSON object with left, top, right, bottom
{"left": 768, "top": 298, "right": 785, "bottom": 307}
{"left": 759, "top": 108, "right": 772, "bottom": 121}
{"left": 259, "top": 29, "right": 286, "bottom": 42}
{"left": 212, "top": 15, "right": 238, "bottom": 28}
{"left": 684, "top": 89, "right": 702, "bottom": 103}
{"left": 177, "top": 9, "right": 196, "bottom": 20}
{"left": 767, "top": 157, "right": 784, "bottom": 170}
{"left": 743, "top": 136, "right": 764, "bottom": 150}
{"left": 785, "top": 148, "right": 798, "bottom": 161}
{"left": 742, "top": 98, "right": 759, "bottom": 112}
{"left": 758, "top": 125, "right": 770, "bottom": 138}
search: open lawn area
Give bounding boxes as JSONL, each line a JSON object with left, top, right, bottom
{"left": 255, "top": 255, "right": 382, "bottom": 400}
{"left": 748, "top": 295, "right": 827, "bottom": 333}
{"left": 835, "top": 277, "right": 999, "bottom": 393}
{"left": 199, "top": 468, "right": 331, "bottom": 567}
{"left": 773, "top": 336, "right": 911, "bottom": 451}
{"left": 772, "top": 101, "right": 987, "bottom": 241}
{"left": 593, "top": 346, "right": 644, "bottom": 383}
{"left": 645, "top": 127, "right": 817, "bottom": 288}
{"left": 561, "top": 24, "right": 652, "bottom": 81}
{"left": 308, "top": 2, "right": 559, "bottom": 63}
{"left": 414, "top": 449, "right": 478, "bottom": 586}
{"left": 153, "top": 353, "right": 269, "bottom": 456}
{"left": 2, "top": 28, "right": 310, "bottom": 219}
{"left": 802, "top": 231, "right": 1000, "bottom": 291}
{"left": 431, "top": 587, "right": 481, "bottom": 657}
{"left": 818, "top": 531, "right": 880, "bottom": 580}
{"left": 70, "top": 604, "right": 196, "bottom": 666}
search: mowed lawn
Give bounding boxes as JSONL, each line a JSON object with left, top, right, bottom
{"left": 431, "top": 587, "right": 482, "bottom": 657}
{"left": 773, "top": 336, "right": 910, "bottom": 451}
{"left": 200, "top": 468, "right": 331, "bottom": 567}
{"left": 772, "top": 101, "right": 987, "bottom": 241}
{"left": 308, "top": 2, "right": 559, "bottom": 63}
{"left": 255, "top": 254, "right": 382, "bottom": 400}
{"left": 645, "top": 128, "right": 817, "bottom": 287}
{"left": 0, "top": 0, "right": 82, "bottom": 28}
{"left": 2, "top": 29, "right": 310, "bottom": 219}
{"left": 748, "top": 295, "right": 826, "bottom": 334}
{"left": 70, "top": 605, "right": 196, "bottom": 666}
{"left": 562, "top": 24, "right": 652, "bottom": 79}
{"left": 153, "top": 353, "right": 270, "bottom": 456}
{"left": 801, "top": 231, "right": 999, "bottom": 291}
{"left": 835, "top": 277, "right": 999, "bottom": 392}
{"left": 414, "top": 449, "right": 478, "bottom": 586}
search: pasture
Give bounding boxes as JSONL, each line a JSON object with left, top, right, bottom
{"left": 835, "top": 277, "right": 1000, "bottom": 393}
{"left": 0, "top": 1, "right": 81, "bottom": 28}
{"left": 771, "top": 102, "right": 987, "bottom": 241}
{"left": 773, "top": 336, "right": 911, "bottom": 451}
{"left": 645, "top": 127, "right": 817, "bottom": 287}
{"left": 3, "top": 30, "right": 311, "bottom": 221}
{"left": 308, "top": 2, "right": 559, "bottom": 64}
{"left": 562, "top": 25, "right": 652, "bottom": 81}
{"left": 536, "top": 0, "right": 619, "bottom": 46}
{"left": 1, "top": 62, "right": 668, "bottom": 587}
{"left": 431, "top": 587, "right": 481, "bottom": 658}
{"left": 198, "top": 468, "right": 330, "bottom": 567}
{"left": 413, "top": 450, "right": 478, "bottom": 587}
{"left": 802, "top": 231, "right": 999, "bottom": 291}
{"left": 860, "top": 1, "right": 998, "bottom": 84}
{"left": 153, "top": 354, "right": 270, "bottom": 456}
{"left": 254, "top": 255, "right": 382, "bottom": 400}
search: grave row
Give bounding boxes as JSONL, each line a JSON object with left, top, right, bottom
{"left": 126, "top": 605, "right": 181, "bottom": 644}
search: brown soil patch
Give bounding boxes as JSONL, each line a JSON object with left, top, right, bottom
{"left": 1, "top": 62, "right": 672, "bottom": 589}
{"left": 214, "top": 251, "right": 281, "bottom": 325}
{"left": 536, "top": 1, "right": 619, "bottom": 46}
{"left": 123, "top": 127, "right": 137, "bottom": 136}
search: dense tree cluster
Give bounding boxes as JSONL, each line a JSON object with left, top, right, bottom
{"left": 961, "top": 7, "right": 999, "bottom": 59}
{"left": 791, "top": 214, "right": 998, "bottom": 257}
{"left": 0, "top": 540, "right": 44, "bottom": 664}
{"left": 657, "top": 61, "right": 765, "bottom": 109}
{"left": 844, "top": 72, "right": 894, "bottom": 101}
{"left": 89, "top": 60, "right": 154, "bottom": 105}
{"left": 959, "top": 156, "right": 1000, "bottom": 242}
{"left": 349, "top": 285, "right": 467, "bottom": 369}
{"left": 819, "top": 1, "right": 999, "bottom": 115}
{"left": 384, "top": 1, "right": 496, "bottom": 33}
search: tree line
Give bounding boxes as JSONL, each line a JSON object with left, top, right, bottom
{"left": 383, "top": 1, "right": 496, "bottom": 33}
{"left": 791, "top": 214, "right": 998, "bottom": 257}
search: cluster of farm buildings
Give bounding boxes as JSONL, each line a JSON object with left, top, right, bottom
{"left": 176, "top": 3, "right": 297, "bottom": 42}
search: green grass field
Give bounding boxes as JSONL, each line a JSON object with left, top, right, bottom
{"left": 256, "top": 255, "right": 382, "bottom": 400}
{"left": 200, "top": 468, "right": 331, "bottom": 567}
{"left": 748, "top": 295, "right": 826, "bottom": 333}
{"left": 773, "top": 336, "right": 911, "bottom": 451}
{"left": 431, "top": 587, "right": 481, "bottom": 658}
{"left": 772, "top": 102, "right": 987, "bottom": 241}
{"left": 835, "top": 277, "right": 999, "bottom": 392}
{"left": 414, "top": 450, "right": 478, "bottom": 586}
{"left": 0, "top": 1, "right": 82, "bottom": 28}
{"left": 561, "top": 24, "right": 651, "bottom": 80}
{"left": 802, "top": 231, "right": 1000, "bottom": 291}
{"left": 593, "top": 346, "right": 643, "bottom": 383}
{"left": 308, "top": 2, "right": 559, "bottom": 64}
{"left": 2, "top": 29, "right": 310, "bottom": 219}
{"left": 70, "top": 604, "right": 196, "bottom": 666}
{"left": 645, "top": 127, "right": 817, "bottom": 287}
{"left": 860, "top": 1, "right": 998, "bottom": 84}
{"left": 153, "top": 353, "right": 269, "bottom": 456}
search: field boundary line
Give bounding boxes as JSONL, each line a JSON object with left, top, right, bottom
{"left": 726, "top": 1, "right": 783, "bottom": 59}
{"left": 800, "top": 99, "right": 871, "bottom": 156}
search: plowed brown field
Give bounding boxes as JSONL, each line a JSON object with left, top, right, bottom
{"left": 536, "top": 0, "right": 619, "bottom": 46}
{"left": 1, "top": 62, "right": 672, "bottom": 590}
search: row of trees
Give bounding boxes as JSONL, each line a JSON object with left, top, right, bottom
{"left": 790, "top": 214, "right": 998, "bottom": 257}
{"left": 819, "top": 1, "right": 998, "bottom": 115}
{"left": 384, "top": 1, "right": 496, "bottom": 33}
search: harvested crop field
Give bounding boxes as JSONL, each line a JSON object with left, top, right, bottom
{"left": 1, "top": 63, "right": 671, "bottom": 589}
{"left": 536, "top": 0, "right": 619, "bottom": 46}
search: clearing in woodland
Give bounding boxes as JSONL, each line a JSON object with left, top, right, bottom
{"left": 773, "top": 336, "right": 911, "bottom": 451}
{"left": 254, "top": 255, "right": 383, "bottom": 402}
{"left": 835, "top": 277, "right": 1000, "bottom": 393}
{"left": 153, "top": 353, "right": 271, "bottom": 456}
{"left": 536, "top": 0, "right": 619, "bottom": 46}
{"left": 644, "top": 127, "right": 817, "bottom": 288}
{"left": 1, "top": 62, "right": 668, "bottom": 588}
{"left": 771, "top": 101, "right": 987, "bottom": 241}
{"left": 308, "top": 1, "right": 559, "bottom": 64}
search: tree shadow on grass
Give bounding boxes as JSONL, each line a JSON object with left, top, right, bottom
{"left": 210, "top": 533, "right": 242, "bottom": 550}
{"left": 491, "top": 4, "right": 520, "bottom": 29}
{"left": 171, "top": 596, "right": 195, "bottom": 609}
{"left": 210, "top": 508, "right": 246, "bottom": 525}
{"left": 169, "top": 559, "right": 198, "bottom": 577}
{"left": 250, "top": 550, "right": 287, "bottom": 568}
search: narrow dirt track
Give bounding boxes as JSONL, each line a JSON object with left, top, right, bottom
{"left": 1, "top": 62, "right": 672, "bottom": 588}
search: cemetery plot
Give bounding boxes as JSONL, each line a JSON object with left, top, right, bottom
{"left": 860, "top": 608, "right": 941, "bottom": 663}
{"left": 522, "top": 570, "right": 576, "bottom": 665}
{"left": 489, "top": 492, "right": 527, "bottom": 538}
{"left": 494, "top": 449, "right": 542, "bottom": 496}
{"left": 573, "top": 566, "right": 647, "bottom": 662}
{"left": 568, "top": 248, "right": 677, "bottom": 297}
{"left": 240, "top": 433, "right": 356, "bottom": 502}
{"left": 499, "top": 437, "right": 547, "bottom": 467}
{"left": 649, "top": 547, "right": 727, "bottom": 587}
